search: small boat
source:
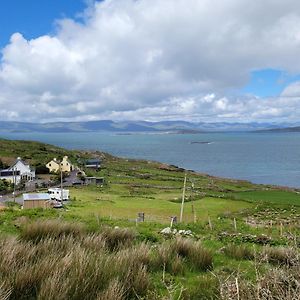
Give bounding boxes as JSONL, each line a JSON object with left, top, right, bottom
{"left": 190, "top": 141, "right": 212, "bottom": 144}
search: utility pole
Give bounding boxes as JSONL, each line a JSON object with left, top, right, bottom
{"left": 180, "top": 174, "right": 187, "bottom": 222}
{"left": 191, "top": 181, "right": 197, "bottom": 223}
{"left": 60, "top": 164, "right": 63, "bottom": 206}
{"left": 13, "top": 167, "right": 16, "bottom": 203}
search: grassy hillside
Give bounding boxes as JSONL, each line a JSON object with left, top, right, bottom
{"left": 0, "top": 138, "right": 91, "bottom": 167}
{"left": 0, "top": 139, "right": 300, "bottom": 299}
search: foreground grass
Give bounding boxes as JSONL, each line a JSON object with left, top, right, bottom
{"left": 0, "top": 219, "right": 299, "bottom": 300}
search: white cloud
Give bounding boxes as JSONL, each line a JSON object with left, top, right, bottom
{"left": 1, "top": 0, "right": 300, "bottom": 122}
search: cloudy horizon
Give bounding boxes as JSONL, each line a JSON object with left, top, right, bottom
{"left": 1, "top": 0, "right": 300, "bottom": 123}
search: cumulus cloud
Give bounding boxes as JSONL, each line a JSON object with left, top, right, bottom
{"left": 1, "top": 0, "right": 300, "bottom": 122}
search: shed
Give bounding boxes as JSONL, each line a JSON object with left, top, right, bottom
{"left": 85, "top": 159, "right": 101, "bottom": 169}
{"left": 85, "top": 177, "right": 104, "bottom": 185}
{"left": 23, "top": 193, "right": 51, "bottom": 209}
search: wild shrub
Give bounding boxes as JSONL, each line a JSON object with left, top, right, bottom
{"left": 171, "top": 237, "right": 194, "bottom": 258}
{"left": 0, "top": 229, "right": 154, "bottom": 300}
{"left": 258, "top": 266, "right": 300, "bottom": 299}
{"left": 182, "top": 276, "right": 220, "bottom": 300}
{"left": 153, "top": 243, "right": 174, "bottom": 268}
{"left": 171, "top": 237, "right": 213, "bottom": 271}
{"left": 170, "top": 254, "right": 185, "bottom": 275}
{"left": 101, "top": 226, "right": 136, "bottom": 251}
{"left": 223, "top": 265, "right": 300, "bottom": 300}
{"left": 20, "top": 219, "right": 85, "bottom": 242}
{"left": 188, "top": 243, "right": 213, "bottom": 271}
{"left": 0, "top": 282, "right": 11, "bottom": 300}
{"left": 261, "top": 246, "right": 299, "bottom": 265}
{"left": 223, "top": 244, "right": 254, "bottom": 260}
{"left": 96, "top": 280, "right": 125, "bottom": 300}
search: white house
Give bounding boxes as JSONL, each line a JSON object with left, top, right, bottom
{"left": 0, "top": 157, "right": 35, "bottom": 185}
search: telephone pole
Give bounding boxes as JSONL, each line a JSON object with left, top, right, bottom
{"left": 13, "top": 167, "right": 16, "bottom": 203}
{"left": 60, "top": 164, "right": 63, "bottom": 206}
{"left": 180, "top": 174, "right": 187, "bottom": 222}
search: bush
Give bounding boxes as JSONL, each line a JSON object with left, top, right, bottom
{"left": 223, "top": 244, "right": 254, "bottom": 260}
{"left": 171, "top": 237, "right": 213, "bottom": 271}
{"left": 20, "top": 219, "right": 85, "bottom": 242}
{"left": 100, "top": 227, "right": 136, "bottom": 251}
{"left": 261, "top": 246, "right": 299, "bottom": 265}
{"left": 0, "top": 231, "right": 153, "bottom": 300}
{"left": 152, "top": 238, "right": 213, "bottom": 273}
{"left": 183, "top": 276, "right": 220, "bottom": 300}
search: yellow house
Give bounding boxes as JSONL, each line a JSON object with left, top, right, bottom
{"left": 46, "top": 156, "right": 73, "bottom": 173}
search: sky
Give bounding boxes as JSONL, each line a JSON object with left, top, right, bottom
{"left": 1, "top": 0, "right": 300, "bottom": 123}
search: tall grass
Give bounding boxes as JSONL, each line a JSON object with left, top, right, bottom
{"left": 100, "top": 226, "right": 136, "bottom": 251}
{"left": 171, "top": 237, "right": 213, "bottom": 271}
{"left": 152, "top": 237, "right": 213, "bottom": 273}
{"left": 223, "top": 244, "right": 254, "bottom": 260}
{"left": 261, "top": 246, "right": 299, "bottom": 265}
{"left": 219, "top": 247, "right": 300, "bottom": 300}
{"left": 19, "top": 219, "right": 84, "bottom": 242}
{"left": 0, "top": 220, "right": 154, "bottom": 299}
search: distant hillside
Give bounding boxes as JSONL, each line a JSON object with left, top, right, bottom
{"left": 0, "top": 138, "right": 93, "bottom": 168}
{"left": 0, "top": 120, "right": 292, "bottom": 133}
{"left": 256, "top": 126, "right": 300, "bottom": 133}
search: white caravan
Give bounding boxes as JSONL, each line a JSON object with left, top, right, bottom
{"left": 48, "top": 188, "right": 69, "bottom": 201}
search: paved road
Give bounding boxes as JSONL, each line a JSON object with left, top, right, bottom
{"left": 0, "top": 171, "right": 79, "bottom": 205}
{"left": 0, "top": 194, "right": 23, "bottom": 204}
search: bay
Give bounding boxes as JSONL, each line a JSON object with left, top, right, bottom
{"left": 1, "top": 131, "right": 300, "bottom": 188}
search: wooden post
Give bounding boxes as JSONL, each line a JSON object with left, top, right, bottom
{"left": 192, "top": 204, "right": 197, "bottom": 223}
{"left": 208, "top": 216, "right": 213, "bottom": 230}
{"left": 280, "top": 222, "right": 283, "bottom": 236}
{"left": 180, "top": 174, "right": 187, "bottom": 223}
{"left": 233, "top": 218, "right": 237, "bottom": 232}
{"left": 235, "top": 277, "right": 240, "bottom": 300}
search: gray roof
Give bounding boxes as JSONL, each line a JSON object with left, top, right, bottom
{"left": 86, "top": 159, "right": 101, "bottom": 164}
{"left": 23, "top": 193, "right": 50, "bottom": 201}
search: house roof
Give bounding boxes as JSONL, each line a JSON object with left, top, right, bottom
{"left": 8, "top": 157, "right": 35, "bottom": 172}
{"left": 86, "top": 159, "right": 101, "bottom": 164}
{"left": 23, "top": 193, "right": 50, "bottom": 201}
{"left": 48, "top": 188, "right": 69, "bottom": 192}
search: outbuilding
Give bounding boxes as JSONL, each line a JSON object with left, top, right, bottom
{"left": 23, "top": 193, "right": 51, "bottom": 209}
{"left": 85, "top": 177, "right": 104, "bottom": 185}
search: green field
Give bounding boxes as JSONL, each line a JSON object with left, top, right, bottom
{"left": 0, "top": 138, "right": 300, "bottom": 299}
{"left": 68, "top": 186, "right": 253, "bottom": 223}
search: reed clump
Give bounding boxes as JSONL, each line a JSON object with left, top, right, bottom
{"left": 19, "top": 219, "right": 84, "bottom": 242}
{"left": 223, "top": 244, "right": 254, "bottom": 260}
{"left": 0, "top": 220, "right": 156, "bottom": 299}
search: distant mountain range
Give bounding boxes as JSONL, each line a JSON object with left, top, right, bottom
{"left": 0, "top": 120, "right": 297, "bottom": 133}
{"left": 257, "top": 126, "right": 300, "bottom": 133}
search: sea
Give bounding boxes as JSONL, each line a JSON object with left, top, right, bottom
{"left": 1, "top": 131, "right": 300, "bottom": 188}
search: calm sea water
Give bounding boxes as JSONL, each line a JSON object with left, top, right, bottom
{"left": 1, "top": 131, "right": 300, "bottom": 188}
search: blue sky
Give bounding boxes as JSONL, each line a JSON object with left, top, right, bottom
{"left": 0, "top": 0, "right": 86, "bottom": 48}
{"left": 242, "top": 69, "right": 300, "bottom": 98}
{"left": 0, "top": 0, "right": 300, "bottom": 122}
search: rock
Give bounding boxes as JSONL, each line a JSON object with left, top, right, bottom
{"left": 161, "top": 227, "right": 172, "bottom": 234}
